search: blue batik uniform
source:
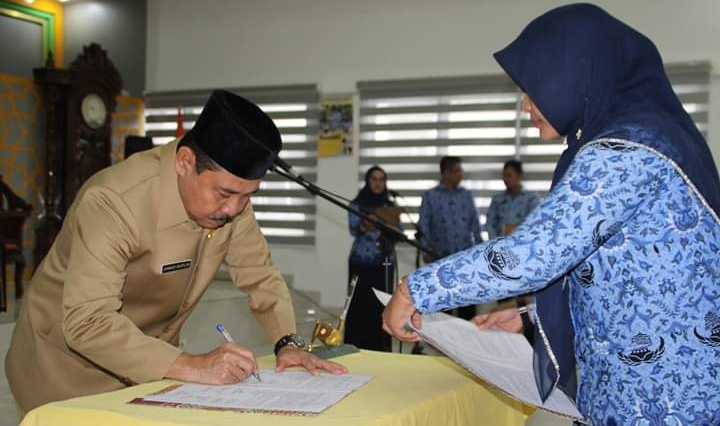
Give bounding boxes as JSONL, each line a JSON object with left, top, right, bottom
{"left": 348, "top": 202, "right": 401, "bottom": 265}
{"left": 418, "top": 184, "right": 481, "bottom": 259}
{"left": 473, "top": 3, "right": 720, "bottom": 423}
{"left": 486, "top": 189, "right": 541, "bottom": 239}
{"left": 407, "top": 140, "right": 720, "bottom": 424}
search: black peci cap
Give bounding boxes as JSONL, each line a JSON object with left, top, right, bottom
{"left": 184, "top": 90, "right": 282, "bottom": 179}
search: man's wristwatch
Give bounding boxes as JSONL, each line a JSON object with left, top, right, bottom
{"left": 274, "top": 333, "right": 306, "bottom": 356}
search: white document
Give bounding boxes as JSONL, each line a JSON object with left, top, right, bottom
{"left": 374, "top": 289, "right": 583, "bottom": 421}
{"left": 134, "top": 370, "right": 373, "bottom": 415}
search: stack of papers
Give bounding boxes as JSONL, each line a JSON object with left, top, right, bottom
{"left": 373, "top": 289, "right": 583, "bottom": 421}
{"left": 131, "top": 370, "right": 373, "bottom": 415}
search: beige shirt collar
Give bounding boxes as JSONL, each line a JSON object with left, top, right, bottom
{"left": 157, "top": 140, "right": 196, "bottom": 231}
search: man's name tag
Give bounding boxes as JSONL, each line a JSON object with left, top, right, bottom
{"left": 161, "top": 260, "right": 192, "bottom": 274}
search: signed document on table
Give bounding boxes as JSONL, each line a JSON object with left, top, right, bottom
{"left": 131, "top": 370, "right": 373, "bottom": 415}
{"left": 374, "top": 289, "right": 583, "bottom": 421}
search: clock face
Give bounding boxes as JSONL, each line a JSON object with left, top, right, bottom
{"left": 80, "top": 93, "right": 108, "bottom": 129}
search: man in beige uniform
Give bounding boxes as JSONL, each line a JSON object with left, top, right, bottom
{"left": 5, "top": 90, "right": 346, "bottom": 415}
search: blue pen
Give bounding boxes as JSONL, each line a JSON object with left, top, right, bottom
{"left": 215, "top": 324, "right": 262, "bottom": 382}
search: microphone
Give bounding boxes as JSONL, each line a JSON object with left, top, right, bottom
{"left": 338, "top": 274, "right": 359, "bottom": 326}
{"left": 308, "top": 275, "right": 359, "bottom": 349}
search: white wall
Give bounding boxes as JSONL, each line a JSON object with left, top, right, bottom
{"left": 64, "top": 0, "right": 147, "bottom": 96}
{"left": 147, "top": 0, "right": 720, "bottom": 307}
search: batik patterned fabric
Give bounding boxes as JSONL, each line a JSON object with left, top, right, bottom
{"left": 485, "top": 189, "right": 541, "bottom": 239}
{"left": 418, "top": 184, "right": 481, "bottom": 258}
{"left": 408, "top": 140, "right": 720, "bottom": 425}
{"left": 348, "top": 202, "right": 401, "bottom": 265}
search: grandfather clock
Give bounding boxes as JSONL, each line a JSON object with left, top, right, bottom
{"left": 33, "top": 43, "right": 123, "bottom": 268}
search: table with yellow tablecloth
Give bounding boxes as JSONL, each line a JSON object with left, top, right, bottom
{"left": 19, "top": 350, "right": 529, "bottom": 426}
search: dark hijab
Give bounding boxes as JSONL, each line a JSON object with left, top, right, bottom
{"left": 353, "top": 166, "right": 393, "bottom": 210}
{"left": 493, "top": 3, "right": 720, "bottom": 402}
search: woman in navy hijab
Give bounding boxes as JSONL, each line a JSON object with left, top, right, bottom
{"left": 382, "top": 4, "right": 720, "bottom": 425}
{"left": 345, "top": 166, "right": 399, "bottom": 352}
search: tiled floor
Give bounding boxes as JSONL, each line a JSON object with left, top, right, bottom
{"left": 0, "top": 292, "right": 22, "bottom": 426}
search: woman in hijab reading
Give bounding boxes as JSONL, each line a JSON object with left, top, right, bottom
{"left": 345, "top": 166, "right": 401, "bottom": 352}
{"left": 382, "top": 4, "right": 720, "bottom": 424}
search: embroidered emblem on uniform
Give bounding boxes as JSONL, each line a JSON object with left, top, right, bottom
{"left": 694, "top": 311, "right": 720, "bottom": 347}
{"left": 617, "top": 333, "right": 665, "bottom": 365}
{"left": 484, "top": 241, "right": 521, "bottom": 280}
{"left": 161, "top": 259, "right": 192, "bottom": 274}
{"left": 578, "top": 261, "right": 594, "bottom": 287}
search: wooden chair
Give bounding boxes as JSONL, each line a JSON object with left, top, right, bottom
{"left": 0, "top": 175, "right": 32, "bottom": 311}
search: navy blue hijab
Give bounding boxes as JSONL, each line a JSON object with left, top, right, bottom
{"left": 494, "top": 3, "right": 720, "bottom": 402}
{"left": 353, "top": 166, "right": 393, "bottom": 210}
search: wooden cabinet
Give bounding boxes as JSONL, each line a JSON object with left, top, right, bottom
{"left": 33, "top": 43, "right": 122, "bottom": 268}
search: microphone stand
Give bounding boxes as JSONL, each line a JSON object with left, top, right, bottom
{"left": 270, "top": 163, "right": 437, "bottom": 259}
{"left": 387, "top": 191, "right": 423, "bottom": 266}
{"left": 270, "top": 161, "right": 437, "bottom": 353}
{"left": 389, "top": 193, "right": 426, "bottom": 354}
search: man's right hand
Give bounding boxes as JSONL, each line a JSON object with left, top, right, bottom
{"left": 165, "top": 343, "right": 259, "bottom": 384}
{"left": 471, "top": 306, "right": 523, "bottom": 333}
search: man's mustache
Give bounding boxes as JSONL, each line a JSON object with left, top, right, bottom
{"left": 209, "top": 214, "right": 232, "bottom": 224}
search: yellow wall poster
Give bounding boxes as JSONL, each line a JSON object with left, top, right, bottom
{"left": 318, "top": 97, "right": 352, "bottom": 157}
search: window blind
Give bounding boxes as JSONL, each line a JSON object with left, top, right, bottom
{"left": 358, "top": 75, "right": 523, "bottom": 241}
{"left": 357, "top": 62, "right": 710, "bottom": 241}
{"left": 144, "top": 85, "right": 319, "bottom": 245}
{"left": 666, "top": 62, "right": 711, "bottom": 139}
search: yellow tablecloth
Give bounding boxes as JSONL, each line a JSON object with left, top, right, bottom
{"left": 20, "top": 350, "right": 528, "bottom": 426}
